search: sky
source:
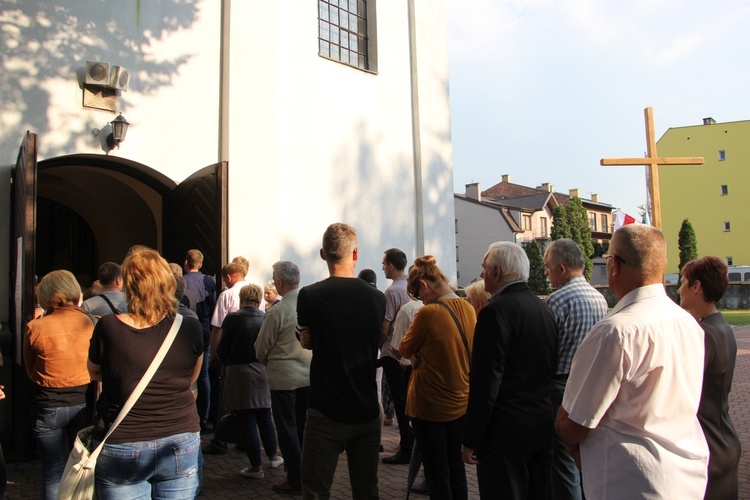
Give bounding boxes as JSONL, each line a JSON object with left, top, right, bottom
{"left": 445, "top": 0, "right": 750, "bottom": 219}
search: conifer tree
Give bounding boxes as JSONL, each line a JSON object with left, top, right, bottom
{"left": 678, "top": 218, "right": 698, "bottom": 274}
{"left": 550, "top": 205, "right": 571, "bottom": 240}
{"left": 524, "top": 240, "right": 550, "bottom": 295}
{"left": 566, "top": 197, "right": 594, "bottom": 280}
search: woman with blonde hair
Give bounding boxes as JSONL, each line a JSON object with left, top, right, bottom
{"left": 464, "top": 280, "right": 490, "bottom": 316}
{"left": 88, "top": 247, "right": 204, "bottom": 499}
{"left": 264, "top": 280, "right": 281, "bottom": 311}
{"left": 25, "top": 270, "right": 94, "bottom": 499}
{"left": 399, "top": 256, "right": 476, "bottom": 500}
{"left": 216, "top": 284, "right": 282, "bottom": 479}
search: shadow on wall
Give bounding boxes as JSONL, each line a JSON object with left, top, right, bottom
{"left": 0, "top": 0, "right": 199, "bottom": 158}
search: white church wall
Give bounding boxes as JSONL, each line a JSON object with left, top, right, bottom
{"left": 224, "top": 1, "right": 454, "bottom": 288}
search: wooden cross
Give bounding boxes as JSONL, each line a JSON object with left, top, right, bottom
{"left": 600, "top": 107, "right": 704, "bottom": 230}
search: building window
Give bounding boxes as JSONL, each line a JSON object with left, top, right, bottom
{"left": 724, "top": 221, "right": 731, "bottom": 232}
{"left": 727, "top": 256, "right": 733, "bottom": 266}
{"left": 600, "top": 266, "right": 606, "bottom": 277}
{"left": 540, "top": 217, "right": 548, "bottom": 237}
{"left": 601, "top": 214, "right": 609, "bottom": 232}
{"left": 589, "top": 212, "right": 597, "bottom": 232}
{"left": 719, "top": 150, "right": 726, "bottom": 161}
{"left": 456, "top": 245, "right": 459, "bottom": 262}
{"left": 522, "top": 214, "right": 532, "bottom": 231}
{"left": 455, "top": 218, "right": 458, "bottom": 234}
{"left": 721, "top": 184, "right": 728, "bottom": 195}
{"left": 318, "top": 0, "right": 372, "bottom": 71}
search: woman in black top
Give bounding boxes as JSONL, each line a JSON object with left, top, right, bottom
{"left": 88, "top": 247, "right": 203, "bottom": 499}
{"left": 678, "top": 256, "right": 741, "bottom": 500}
{"left": 216, "top": 284, "right": 282, "bottom": 479}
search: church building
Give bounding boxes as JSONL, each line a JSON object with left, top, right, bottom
{"left": 0, "top": 0, "right": 455, "bottom": 458}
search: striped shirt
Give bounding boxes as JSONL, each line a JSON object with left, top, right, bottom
{"left": 546, "top": 275, "right": 608, "bottom": 375}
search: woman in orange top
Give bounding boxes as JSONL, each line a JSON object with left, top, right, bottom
{"left": 24, "top": 270, "right": 94, "bottom": 499}
{"left": 399, "top": 256, "right": 476, "bottom": 500}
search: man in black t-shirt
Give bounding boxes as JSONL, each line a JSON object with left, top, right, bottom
{"left": 297, "top": 223, "right": 385, "bottom": 499}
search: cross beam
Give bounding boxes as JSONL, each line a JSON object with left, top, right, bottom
{"left": 600, "top": 107, "right": 704, "bottom": 230}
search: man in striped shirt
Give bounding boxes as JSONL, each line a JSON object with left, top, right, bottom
{"left": 544, "top": 239, "right": 608, "bottom": 500}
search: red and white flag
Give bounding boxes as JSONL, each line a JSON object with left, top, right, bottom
{"left": 614, "top": 211, "right": 637, "bottom": 231}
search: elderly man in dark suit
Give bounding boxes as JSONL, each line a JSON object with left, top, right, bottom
{"left": 461, "top": 241, "right": 558, "bottom": 499}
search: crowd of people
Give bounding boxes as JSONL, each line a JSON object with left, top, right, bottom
{"left": 17, "top": 221, "right": 740, "bottom": 499}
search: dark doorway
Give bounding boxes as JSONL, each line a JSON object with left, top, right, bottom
{"left": 36, "top": 197, "right": 98, "bottom": 285}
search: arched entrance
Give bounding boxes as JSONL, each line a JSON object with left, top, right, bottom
{"left": 8, "top": 135, "right": 227, "bottom": 459}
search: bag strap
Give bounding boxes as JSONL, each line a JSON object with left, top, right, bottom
{"left": 435, "top": 301, "right": 471, "bottom": 365}
{"left": 87, "top": 314, "right": 184, "bottom": 463}
{"left": 98, "top": 294, "right": 122, "bottom": 315}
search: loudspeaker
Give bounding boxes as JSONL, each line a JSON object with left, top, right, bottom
{"left": 110, "top": 65, "right": 130, "bottom": 91}
{"left": 85, "top": 61, "right": 110, "bottom": 86}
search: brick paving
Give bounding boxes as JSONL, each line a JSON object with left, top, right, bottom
{"left": 6, "top": 325, "right": 750, "bottom": 499}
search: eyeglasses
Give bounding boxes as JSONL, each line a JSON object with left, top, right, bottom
{"left": 602, "top": 253, "right": 626, "bottom": 264}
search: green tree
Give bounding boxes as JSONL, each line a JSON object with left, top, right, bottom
{"left": 550, "top": 205, "right": 571, "bottom": 240}
{"left": 678, "top": 218, "right": 698, "bottom": 274}
{"left": 524, "top": 240, "right": 550, "bottom": 295}
{"left": 566, "top": 197, "right": 595, "bottom": 280}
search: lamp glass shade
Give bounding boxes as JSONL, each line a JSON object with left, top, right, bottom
{"left": 110, "top": 114, "right": 129, "bottom": 144}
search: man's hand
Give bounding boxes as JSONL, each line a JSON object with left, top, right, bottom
{"left": 298, "top": 327, "right": 313, "bottom": 350}
{"left": 461, "top": 445, "right": 479, "bottom": 464}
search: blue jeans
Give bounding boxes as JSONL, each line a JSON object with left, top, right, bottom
{"left": 196, "top": 343, "right": 211, "bottom": 425}
{"left": 94, "top": 432, "right": 201, "bottom": 499}
{"left": 411, "top": 416, "right": 467, "bottom": 500}
{"left": 33, "top": 403, "right": 88, "bottom": 500}
{"left": 301, "top": 414, "right": 380, "bottom": 499}
{"left": 550, "top": 378, "right": 583, "bottom": 500}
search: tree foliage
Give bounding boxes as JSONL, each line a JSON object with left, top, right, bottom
{"left": 550, "top": 205, "right": 571, "bottom": 240}
{"left": 557, "top": 197, "right": 594, "bottom": 280}
{"left": 524, "top": 240, "right": 550, "bottom": 295}
{"left": 678, "top": 218, "right": 698, "bottom": 273}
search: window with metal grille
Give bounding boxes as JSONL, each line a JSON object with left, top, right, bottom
{"left": 318, "top": 0, "right": 369, "bottom": 70}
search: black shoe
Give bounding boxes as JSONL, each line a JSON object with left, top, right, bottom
{"left": 381, "top": 450, "right": 411, "bottom": 465}
{"left": 202, "top": 443, "right": 227, "bottom": 455}
{"left": 410, "top": 480, "right": 428, "bottom": 494}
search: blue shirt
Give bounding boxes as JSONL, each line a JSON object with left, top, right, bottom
{"left": 545, "top": 275, "right": 608, "bottom": 375}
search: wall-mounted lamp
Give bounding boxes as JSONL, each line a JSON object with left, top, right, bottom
{"left": 106, "top": 113, "right": 130, "bottom": 150}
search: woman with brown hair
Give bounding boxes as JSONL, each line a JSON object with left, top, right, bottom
{"left": 678, "top": 256, "right": 741, "bottom": 499}
{"left": 399, "top": 256, "right": 476, "bottom": 500}
{"left": 88, "top": 247, "right": 204, "bottom": 499}
{"left": 24, "top": 270, "right": 94, "bottom": 499}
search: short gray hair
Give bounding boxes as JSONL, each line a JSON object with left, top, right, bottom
{"left": 272, "top": 260, "right": 300, "bottom": 285}
{"left": 484, "top": 242, "right": 529, "bottom": 282}
{"left": 545, "top": 239, "right": 585, "bottom": 271}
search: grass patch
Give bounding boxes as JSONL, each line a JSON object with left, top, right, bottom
{"left": 720, "top": 310, "right": 750, "bottom": 327}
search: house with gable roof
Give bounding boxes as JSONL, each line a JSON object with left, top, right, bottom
{"left": 454, "top": 175, "right": 614, "bottom": 287}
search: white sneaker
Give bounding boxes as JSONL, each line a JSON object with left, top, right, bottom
{"left": 270, "top": 456, "right": 284, "bottom": 469}
{"left": 240, "top": 467, "right": 264, "bottom": 479}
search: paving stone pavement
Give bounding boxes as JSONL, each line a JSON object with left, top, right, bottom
{"left": 5, "top": 325, "right": 750, "bottom": 498}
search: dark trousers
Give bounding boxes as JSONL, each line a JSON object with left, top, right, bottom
{"left": 271, "top": 387, "right": 309, "bottom": 487}
{"left": 381, "top": 357, "right": 413, "bottom": 453}
{"left": 411, "top": 416, "right": 467, "bottom": 500}
{"left": 196, "top": 341, "right": 211, "bottom": 425}
{"left": 214, "top": 409, "right": 278, "bottom": 467}
{"left": 477, "top": 448, "right": 552, "bottom": 500}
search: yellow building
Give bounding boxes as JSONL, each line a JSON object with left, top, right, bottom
{"left": 658, "top": 118, "right": 750, "bottom": 274}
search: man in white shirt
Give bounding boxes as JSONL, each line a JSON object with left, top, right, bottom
{"left": 555, "top": 224, "right": 708, "bottom": 499}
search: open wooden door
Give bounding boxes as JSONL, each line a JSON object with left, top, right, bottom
{"left": 7, "top": 132, "right": 38, "bottom": 459}
{"left": 164, "top": 162, "right": 228, "bottom": 277}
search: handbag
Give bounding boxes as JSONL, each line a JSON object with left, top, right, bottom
{"left": 56, "top": 314, "right": 184, "bottom": 500}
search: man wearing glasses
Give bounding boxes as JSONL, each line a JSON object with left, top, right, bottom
{"left": 555, "top": 224, "right": 708, "bottom": 499}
